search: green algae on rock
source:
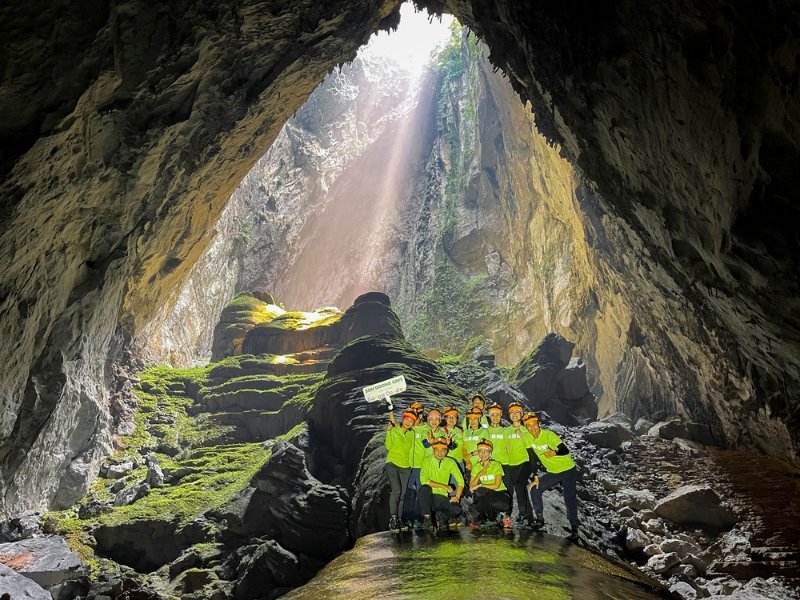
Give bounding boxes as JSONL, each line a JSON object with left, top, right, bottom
{"left": 283, "top": 531, "right": 670, "bottom": 600}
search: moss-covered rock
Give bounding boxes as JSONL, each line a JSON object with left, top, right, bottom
{"left": 210, "top": 292, "right": 286, "bottom": 361}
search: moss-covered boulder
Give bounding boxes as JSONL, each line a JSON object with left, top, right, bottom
{"left": 211, "top": 292, "right": 285, "bottom": 361}
{"left": 241, "top": 293, "right": 403, "bottom": 358}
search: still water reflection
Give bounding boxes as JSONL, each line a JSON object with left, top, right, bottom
{"left": 283, "top": 529, "right": 670, "bottom": 599}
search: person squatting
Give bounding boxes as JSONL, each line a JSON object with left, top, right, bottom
{"left": 384, "top": 394, "right": 579, "bottom": 541}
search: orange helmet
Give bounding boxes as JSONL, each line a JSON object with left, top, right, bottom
{"left": 443, "top": 406, "right": 459, "bottom": 417}
{"left": 427, "top": 408, "right": 442, "bottom": 419}
{"left": 522, "top": 412, "right": 540, "bottom": 424}
{"left": 477, "top": 438, "right": 494, "bottom": 451}
{"left": 508, "top": 401, "right": 524, "bottom": 414}
{"left": 431, "top": 437, "right": 449, "bottom": 449}
{"left": 487, "top": 402, "right": 503, "bottom": 414}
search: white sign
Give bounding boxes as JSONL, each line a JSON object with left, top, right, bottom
{"left": 362, "top": 375, "right": 407, "bottom": 402}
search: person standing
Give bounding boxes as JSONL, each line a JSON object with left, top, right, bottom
{"left": 419, "top": 437, "right": 464, "bottom": 530}
{"left": 442, "top": 406, "right": 464, "bottom": 470}
{"left": 468, "top": 439, "right": 510, "bottom": 527}
{"left": 524, "top": 412, "right": 580, "bottom": 541}
{"left": 461, "top": 393, "right": 489, "bottom": 428}
{"left": 504, "top": 401, "right": 535, "bottom": 527}
{"left": 385, "top": 409, "right": 417, "bottom": 532}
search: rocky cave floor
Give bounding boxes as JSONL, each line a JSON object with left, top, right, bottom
{"left": 1, "top": 347, "right": 799, "bottom": 599}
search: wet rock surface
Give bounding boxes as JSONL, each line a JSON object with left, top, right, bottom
{"left": 0, "top": 535, "right": 88, "bottom": 598}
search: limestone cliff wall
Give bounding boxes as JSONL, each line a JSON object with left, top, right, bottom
{"left": 428, "top": 0, "right": 799, "bottom": 459}
{"left": 0, "top": 0, "right": 405, "bottom": 517}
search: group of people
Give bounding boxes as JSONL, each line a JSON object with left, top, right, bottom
{"left": 384, "top": 393, "right": 579, "bottom": 541}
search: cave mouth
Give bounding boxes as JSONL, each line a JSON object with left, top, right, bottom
{"left": 142, "top": 3, "right": 589, "bottom": 377}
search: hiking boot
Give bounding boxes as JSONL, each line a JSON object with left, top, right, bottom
{"left": 399, "top": 520, "right": 410, "bottom": 532}
{"left": 529, "top": 518, "right": 545, "bottom": 531}
{"left": 502, "top": 514, "right": 513, "bottom": 530}
{"left": 422, "top": 515, "right": 434, "bottom": 530}
{"left": 516, "top": 517, "right": 530, "bottom": 530}
{"left": 388, "top": 515, "right": 400, "bottom": 532}
{"left": 565, "top": 525, "right": 579, "bottom": 542}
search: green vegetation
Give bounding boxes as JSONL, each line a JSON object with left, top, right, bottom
{"left": 405, "top": 22, "right": 494, "bottom": 354}
{"left": 45, "top": 353, "right": 318, "bottom": 572}
{"left": 409, "top": 260, "right": 493, "bottom": 353}
{"left": 262, "top": 308, "right": 342, "bottom": 331}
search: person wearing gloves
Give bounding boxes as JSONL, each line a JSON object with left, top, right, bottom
{"left": 524, "top": 412, "right": 580, "bottom": 541}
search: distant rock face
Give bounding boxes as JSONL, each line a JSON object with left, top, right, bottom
{"left": 1, "top": 0, "right": 799, "bottom": 518}
{"left": 510, "top": 333, "right": 599, "bottom": 425}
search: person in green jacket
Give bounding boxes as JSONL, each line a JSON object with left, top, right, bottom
{"left": 504, "top": 401, "right": 535, "bottom": 527}
{"left": 442, "top": 406, "right": 464, "bottom": 469}
{"left": 385, "top": 409, "right": 417, "bottom": 532}
{"left": 468, "top": 438, "right": 511, "bottom": 528}
{"left": 402, "top": 402, "right": 426, "bottom": 524}
{"left": 461, "top": 393, "right": 489, "bottom": 428}
{"left": 407, "top": 406, "right": 447, "bottom": 526}
{"left": 462, "top": 407, "right": 485, "bottom": 477}
{"left": 485, "top": 403, "right": 510, "bottom": 517}
{"left": 419, "top": 437, "right": 464, "bottom": 530}
{"left": 524, "top": 412, "right": 580, "bottom": 541}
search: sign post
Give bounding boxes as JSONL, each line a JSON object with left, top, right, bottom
{"left": 362, "top": 375, "right": 407, "bottom": 410}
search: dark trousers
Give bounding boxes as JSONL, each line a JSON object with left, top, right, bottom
{"left": 418, "top": 485, "right": 462, "bottom": 521}
{"left": 402, "top": 467, "right": 422, "bottom": 522}
{"left": 473, "top": 487, "right": 510, "bottom": 521}
{"left": 504, "top": 462, "right": 533, "bottom": 521}
{"left": 385, "top": 463, "right": 411, "bottom": 518}
{"left": 529, "top": 467, "right": 578, "bottom": 527}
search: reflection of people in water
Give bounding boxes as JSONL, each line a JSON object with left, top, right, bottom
{"left": 525, "top": 412, "right": 580, "bottom": 541}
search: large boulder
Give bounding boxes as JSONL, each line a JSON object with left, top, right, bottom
{"left": 510, "top": 333, "right": 598, "bottom": 425}
{"left": 238, "top": 442, "right": 350, "bottom": 561}
{"left": 0, "top": 563, "right": 51, "bottom": 600}
{"left": 0, "top": 536, "right": 86, "bottom": 589}
{"left": 582, "top": 421, "right": 635, "bottom": 449}
{"left": 240, "top": 293, "right": 403, "bottom": 357}
{"left": 211, "top": 292, "right": 284, "bottom": 360}
{"left": 647, "top": 418, "right": 716, "bottom": 446}
{"left": 654, "top": 485, "right": 737, "bottom": 531}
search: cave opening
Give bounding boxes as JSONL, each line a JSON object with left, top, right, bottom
{"left": 2, "top": 2, "right": 800, "bottom": 598}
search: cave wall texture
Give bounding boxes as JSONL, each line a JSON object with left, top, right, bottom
{"left": 0, "top": 0, "right": 798, "bottom": 516}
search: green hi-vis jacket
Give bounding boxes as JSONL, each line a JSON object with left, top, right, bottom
{"left": 420, "top": 455, "right": 465, "bottom": 496}
{"left": 474, "top": 459, "right": 507, "bottom": 491}
{"left": 444, "top": 426, "right": 463, "bottom": 463}
{"left": 411, "top": 425, "right": 446, "bottom": 468}
{"left": 529, "top": 428, "right": 576, "bottom": 474}
{"left": 460, "top": 414, "right": 489, "bottom": 429}
{"left": 486, "top": 425, "right": 510, "bottom": 465}
{"left": 384, "top": 425, "right": 414, "bottom": 468}
{"left": 462, "top": 426, "right": 485, "bottom": 466}
{"left": 504, "top": 424, "right": 532, "bottom": 466}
